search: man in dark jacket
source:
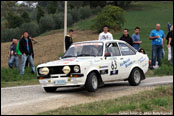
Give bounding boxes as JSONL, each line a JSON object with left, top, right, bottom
{"left": 120, "top": 29, "right": 133, "bottom": 46}
{"left": 19, "top": 31, "right": 35, "bottom": 75}
{"left": 65, "top": 29, "right": 73, "bottom": 51}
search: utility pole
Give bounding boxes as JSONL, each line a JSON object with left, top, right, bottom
{"left": 64, "top": 1, "right": 67, "bottom": 53}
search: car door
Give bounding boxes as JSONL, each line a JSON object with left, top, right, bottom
{"left": 101, "top": 42, "right": 123, "bottom": 81}
{"left": 118, "top": 42, "right": 137, "bottom": 79}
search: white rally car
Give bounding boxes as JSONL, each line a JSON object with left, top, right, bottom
{"left": 37, "top": 40, "right": 149, "bottom": 92}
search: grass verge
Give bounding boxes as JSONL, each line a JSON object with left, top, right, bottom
{"left": 38, "top": 85, "right": 173, "bottom": 115}
{"left": 1, "top": 67, "right": 39, "bottom": 87}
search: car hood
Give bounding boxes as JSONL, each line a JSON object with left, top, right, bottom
{"left": 37, "top": 57, "right": 101, "bottom": 68}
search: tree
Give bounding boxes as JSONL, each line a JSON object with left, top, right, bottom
{"left": 36, "top": 5, "right": 44, "bottom": 23}
{"left": 6, "top": 12, "right": 24, "bottom": 28}
{"left": 91, "top": 5, "right": 125, "bottom": 33}
{"left": 47, "top": 1, "right": 57, "bottom": 14}
{"left": 21, "top": 11, "right": 31, "bottom": 23}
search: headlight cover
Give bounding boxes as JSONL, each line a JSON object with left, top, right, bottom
{"left": 62, "top": 66, "right": 71, "bottom": 74}
{"left": 74, "top": 65, "right": 80, "bottom": 73}
{"left": 39, "top": 67, "right": 49, "bottom": 75}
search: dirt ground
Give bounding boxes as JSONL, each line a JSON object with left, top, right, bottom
{"left": 1, "top": 30, "right": 98, "bottom": 68}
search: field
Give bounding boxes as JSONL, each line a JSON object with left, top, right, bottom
{"left": 1, "top": 1, "right": 173, "bottom": 87}
{"left": 38, "top": 85, "right": 173, "bottom": 115}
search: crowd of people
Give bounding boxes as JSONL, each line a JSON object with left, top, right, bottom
{"left": 8, "top": 23, "right": 173, "bottom": 74}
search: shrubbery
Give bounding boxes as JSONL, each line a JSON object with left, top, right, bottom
{"left": 39, "top": 15, "right": 55, "bottom": 33}
{"left": 79, "top": 6, "right": 92, "bottom": 19}
{"left": 1, "top": 28, "right": 22, "bottom": 42}
{"left": 91, "top": 5, "right": 125, "bottom": 33}
{"left": 20, "top": 22, "right": 40, "bottom": 37}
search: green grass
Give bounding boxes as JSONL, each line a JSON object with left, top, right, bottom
{"left": 38, "top": 85, "right": 173, "bottom": 115}
{"left": 1, "top": 67, "right": 39, "bottom": 87}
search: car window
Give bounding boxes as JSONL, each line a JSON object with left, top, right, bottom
{"left": 105, "top": 43, "right": 121, "bottom": 56}
{"left": 118, "top": 43, "right": 136, "bottom": 56}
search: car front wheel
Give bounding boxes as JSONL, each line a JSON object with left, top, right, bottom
{"left": 128, "top": 68, "right": 142, "bottom": 86}
{"left": 43, "top": 87, "right": 57, "bottom": 92}
{"left": 85, "top": 72, "right": 98, "bottom": 92}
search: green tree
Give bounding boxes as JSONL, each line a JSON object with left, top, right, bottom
{"left": 39, "top": 15, "right": 55, "bottom": 33}
{"left": 37, "top": 6, "right": 44, "bottom": 23}
{"left": 91, "top": 5, "right": 125, "bottom": 32}
{"left": 21, "top": 11, "right": 31, "bottom": 23}
{"left": 47, "top": 1, "right": 58, "bottom": 14}
{"left": 6, "top": 12, "right": 24, "bottom": 28}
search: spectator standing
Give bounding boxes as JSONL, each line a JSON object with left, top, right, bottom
{"left": 167, "top": 25, "right": 173, "bottom": 65}
{"left": 65, "top": 29, "right": 73, "bottom": 51}
{"left": 132, "top": 27, "right": 142, "bottom": 50}
{"left": 25, "top": 36, "right": 36, "bottom": 68}
{"left": 120, "top": 29, "right": 133, "bottom": 46}
{"left": 19, "top": 31, "right": 35, "bottom": 75}
{"left": 8, "top": 39, "right": 18, "bottom": 68}
{"left": 98, "top": 25, "right": 113, "bottom": 40}
{"left": 16, "top": 38, "right": 22, "bottom": 69}
{"left": 149, "top": 24, "right": 165, "bottom": 69}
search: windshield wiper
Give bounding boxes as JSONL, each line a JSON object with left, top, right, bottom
{"left": 77, "top": 54, "right": 96, "bottom": 57}
{"left": 62, "top": 55, "right": 75, "bottom": 58}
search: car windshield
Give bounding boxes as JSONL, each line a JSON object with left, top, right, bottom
{"left": 63, "top": 42, "right": 103, "bottom": 58}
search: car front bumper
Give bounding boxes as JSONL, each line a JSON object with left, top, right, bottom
{"left": 38, "top": 73, "right": 85, "bottom": 87}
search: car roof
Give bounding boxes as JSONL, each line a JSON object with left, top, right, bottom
{"left": 73, "top": 40, "right": 125, "bottom": 44}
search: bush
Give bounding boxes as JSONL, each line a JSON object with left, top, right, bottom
{"left": 1, "top": 28, "right": 22, "bottom": 42}
{"left": 92, "top": 6, "right": 102, "bottom": 15}
{"left": 39, "top": 15, "right": 55, "bottom": 33}
{"left": 70, "top": 8, "right": 80, "bottom": 23}
{"left": 91, "top": 5, "right": 125, "bottom": 33}
{"left": 6, "top": 12, "right": 24, "bottom": 28}
{"left": 20, "top": 22, "right": 40, "bottom": 37}
{"left": 53, "top": 13, "right": 64, "bottom": 29}
{"left": 21, "top": 11, "right": 31, "bottom": 23}
{"left": 79, "top": 6, "right": 92, "bottom": 19}
{"left": 67, "top": 13, "right": 73, "bottom": 27}
{"left": 37, "top": 6, "right": 45, "bottom": 23}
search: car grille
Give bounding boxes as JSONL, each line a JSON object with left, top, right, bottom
{"left": 37, "top": 65, "right": 79, "bottom": 75}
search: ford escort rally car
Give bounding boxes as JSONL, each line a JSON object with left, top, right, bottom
{"left": 37, "top": 40, "right": 149, "bottom": 92}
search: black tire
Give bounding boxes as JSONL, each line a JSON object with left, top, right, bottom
{"left": 128, "top": 68, "right": 142, "bottom": 86}
{"left": 85, "top": 72, "right": 98, "bottom": 92}
{"left": 43, "top": 87, "right": 57, "bottom": 92}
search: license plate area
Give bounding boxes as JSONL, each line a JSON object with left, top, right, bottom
{"left": 55, "top": 80, "right": 66, "bottom": 85}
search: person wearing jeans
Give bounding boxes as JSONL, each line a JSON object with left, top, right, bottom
{"left": 19, "top": 31, "right": 35, "bottom": 75}
{"left": 8, "top": 39, "right": 18, "bottom": 68}
{"left": 20, "top": 54, "right": 35, "bottom": 75}
{"left": 167, "top": 25, "right": 173, "bottom": 65}
{"left": 149, "top": 24, "right": 165, "bottom": 69}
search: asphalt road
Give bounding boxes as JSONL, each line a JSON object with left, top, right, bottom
{"left": 1, "top": 76, "right": 173, "bottom": 115}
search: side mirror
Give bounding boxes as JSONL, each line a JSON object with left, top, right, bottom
{"left": 104, "top": 53, "right": 111, "bottom": 57}
{"left": 59, "top": 56, "right": 62, "bottom": 60}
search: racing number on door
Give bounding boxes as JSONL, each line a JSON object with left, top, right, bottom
{"left": 111, "top": 60, "right": 117, "bottom": 70}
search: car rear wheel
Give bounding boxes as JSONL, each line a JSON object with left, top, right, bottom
{"left": 85, "top": 72, "right": 98, "bottom": 92}
{"left": 43, "top": 87, "right": 57, "bottom": 92}
{"left": 128, "top": 68, "right": 142, "bottom": 86}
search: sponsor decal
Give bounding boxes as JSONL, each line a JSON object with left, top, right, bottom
{"left": 120, "top": 58, "right": 131, "bottom": 67}
{"left": 73, "top": 42, "right": 103, "bottom": 47}
{"left": 142, "top": 63, "right": 148, "bottom": 67}
{"left": 99, "top": 65, "right": 108, "bottom": 69}
{"left": 125, "top": 60, "right": 135, "bottom": 68}
{"left": 138, "top": 57, "right": 146, "bottom": 63}
{"left": 110, "top": 70, "right": 118, "bottom": 75}
{"left": 63, "top": 62, "right": 69, "bottom": 64}
{"left": 100, "top": 69, "right": 108, "bottom": 75}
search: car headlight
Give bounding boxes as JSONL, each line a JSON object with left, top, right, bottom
{"left": 62, "top": 66, "right": 71, "bottom": 74}
{"left": 74, "top": 65, "right": 80, "bottom": 73}
{"left": 39, "top": 67, "right": 49, "bottom": 75}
